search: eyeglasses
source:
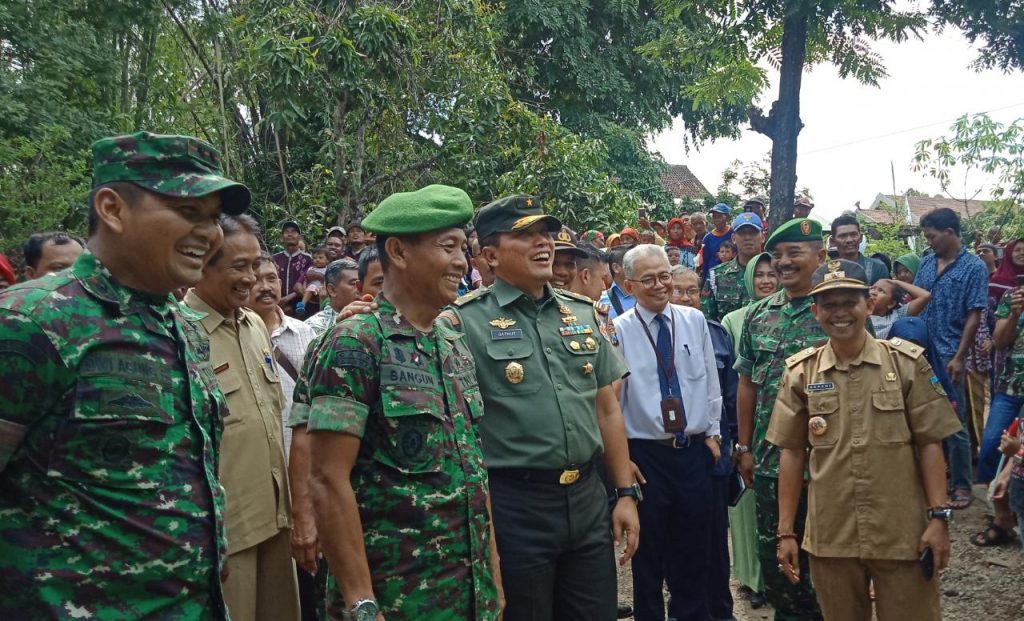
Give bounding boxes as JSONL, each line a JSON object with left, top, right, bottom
{"left": 672, "top": 286, "right": 700, "bottom": 298}
{"left": 628, "top": 272, "right": 673, "bottom": 289}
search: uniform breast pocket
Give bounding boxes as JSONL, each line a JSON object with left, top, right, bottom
{"left": 50, "top": 376, "right": 175, "bottom": 485}
{"left": 372, "top": 386, "right": 449, "bottom": 474}
{"left": 807, "top": 393, "right": 840, "bottom": 448}
{"left": 560, "top": 337, "right": 599, "bottom": 392}
{"left": 216, "top": 369, "right": 245, "bottom": 426}
{"left": 871, "top": 389, "right": 911, "bottom": 444}
{"left": 485, "top": 339, "right": 540, "bottom": 396}
{"left": 750, "top": 336, "right": 781, "bottom": 385}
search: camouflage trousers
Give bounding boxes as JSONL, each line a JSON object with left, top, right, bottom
{"left": 753, "top": 475, "right": 824, "bottom": 621}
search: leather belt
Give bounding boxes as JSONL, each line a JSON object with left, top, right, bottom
{"left": 643, "top": 433, "right": 706, "bottom": 449}
{"left": 489, "top": 461, "right": 594, "bottom": 486}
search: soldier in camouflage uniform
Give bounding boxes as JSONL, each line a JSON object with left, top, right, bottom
{"left": 306, "top": 185, "right": 500, "bottom": 621}
{"left": 701, "top": 212, "right": 764, "bottom": 322}
{"left": 0, "top": 131, "right": 250, "bottom": 619}
{"left": 734, "top": 218, "right": 827, "bottom": 621}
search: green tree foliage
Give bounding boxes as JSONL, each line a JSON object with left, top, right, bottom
{"left": 930, "top": 1, "right": 1024, "bottom": 72}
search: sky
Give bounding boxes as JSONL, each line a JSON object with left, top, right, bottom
{"left": 648, "top": 27, "right": 1024, "bottom": 223}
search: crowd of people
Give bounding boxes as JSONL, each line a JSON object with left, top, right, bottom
{"left": 1, "top": 130, "right": 1023, "bottom": 621}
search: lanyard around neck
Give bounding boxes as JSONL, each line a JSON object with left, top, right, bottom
{"left": 638, "top": 308, "right": 678, "bottom": 395}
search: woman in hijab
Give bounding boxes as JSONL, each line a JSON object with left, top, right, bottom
{"left": 581, "top": 230, "right": 605, "bottom": 249}
{"left": 989, "top": 238, "right": 1024, "bottom": 302}
{"left": 606, "top": 233, "right": 623, "bottom": 249}
{"left": 619, "top": 227, "right": 641, "bottom": 246}
{"left": 893, "top": 253, "right": 920, "bottom": 285}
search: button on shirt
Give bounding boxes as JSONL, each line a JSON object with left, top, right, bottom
{"left": 767, "top": 338, "right": 961, "bottom": 560}
{"left": 184, "top": 291, "right": 291, "bottom": 554}
{"left": 614, "top": 304, "right": 722, "bottom": 439}
{"left": 914, "top": 248, "right": 989, "bottom": 359}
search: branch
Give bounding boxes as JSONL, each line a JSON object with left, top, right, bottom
{"left": 747, "top": 105, "right": 775, "bottom": 139}
{"left": 362, "top": 156, "right": 438, "bottom": 192}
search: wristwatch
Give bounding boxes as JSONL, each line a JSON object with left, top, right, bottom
{"left": 735, "top": 444, "right": 751, "bottom": 455}
{"left": 709, "top": 434, "right": 722, "bottom": 444}
{"left": 927, "top": 507, "right": 953, "bottom": 523}
{"left": 614, "top": 483, "right": 643, "bottom": 504}
{"left": 343, "top": 599, "right": 379, "bottom": 621}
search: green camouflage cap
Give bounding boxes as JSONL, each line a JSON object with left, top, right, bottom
{"left": 362, "top": 184, "right": 473, "bottom": 235}
{"left": 91, "top": 131, "right": 251, "bottom": 215}
{"left": 474, "top": 195, "right": 561, "bottom": 241}
{"left": 765, "top": 217, "right": 823, "bottom": 250}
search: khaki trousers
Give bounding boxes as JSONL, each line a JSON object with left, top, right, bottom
{"left": 808, "top": 555, "right": 940, "bottom": 621}
{"left": 223, "top": 528, "right": 300, "bottom": 621}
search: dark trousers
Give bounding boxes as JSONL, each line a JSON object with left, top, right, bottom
{"left": 629, "top": 438, "right": 713, "bottom": 621}
{"left": 490, "top": 467, "right": 617, "bottom": 621}
{"left": 297, "top": 565, "right": 319, "bottom": 621}
{"left": 706, "top": 475, "right": 734, "bottom": 619}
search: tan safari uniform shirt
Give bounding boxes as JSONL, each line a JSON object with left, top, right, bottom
{"left": 767, "top": 336, "right": 961, "bottom": 561}
{"left": 184, "top": 291, "right": 291, "bottom": 553}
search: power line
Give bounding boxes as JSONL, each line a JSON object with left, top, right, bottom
{"left": 797, "top": 100, "right": 1024, "bottom": 156}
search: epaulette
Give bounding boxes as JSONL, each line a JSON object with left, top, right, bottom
{"left": 785, "top": 346, "right": 819, "bottom": 368}
{"left": 554, "top": 288, "right": 594, "bottom": 305}
{"left": 593, "top": 302, "right": 611, "bottom": 316}
{"left": 453, "top": 286, "right": 491, "bottom": 307}
{"left": 885, "top": 337, "right": 924, "bottom": 359}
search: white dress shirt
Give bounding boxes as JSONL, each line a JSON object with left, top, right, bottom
{"left": 613, "top": 303, "right": 722, "bottom": 439}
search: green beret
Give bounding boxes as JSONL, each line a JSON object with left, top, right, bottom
{"left": 91, "top": 131, "right": 250, "bottom": 215}
{"left": 363, "top": 185, "right": 472, "bottom": 235}
{"left": 765, "top": 218, "right": 823, "bottom": 250}
{"left": 475, "top": 195, "right": 561, "bottom": 241}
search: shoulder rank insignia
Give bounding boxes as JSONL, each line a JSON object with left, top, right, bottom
{"left": 454, "top": 287, "right": 491, "bottom": 307}
{"left": 489, "top": 317, "right": 516, "bottom": 329}
{"left": 785, "top": 346, "right": 818, "bottom": 367}
{"left": 887, "top": 337, "right": 923, "bottom": 359}
{"left": 556, "top": 289, "right": 596, "bottom": 305}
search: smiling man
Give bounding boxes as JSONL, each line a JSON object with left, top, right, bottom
{"left": 306, "top": 185, "right": 501, "bottom": 621}
{"left": 22, "top": 231, "right": 85, "bottom": 279}
{"left": 552, "top": 226, "right": 587, "bottom": 289}
{"left": 0, "top": 131, "right": 248, "bottom": 619}
{"left": 830, "top": 213, "right": 889, "bottom": 286}
{"left": 185, "top": 215, "right": 298, "bottom": 621}
{"left": 771, "top": 260, "right": 959, "bottom": 621}
{"left": 452, "top": 195, "right": 639, "bottom": 621}
{"left": 734, "top": 217, "right": 829, "bottom": 621}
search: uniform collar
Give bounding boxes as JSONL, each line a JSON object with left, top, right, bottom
{"left": 372, "top": 293, "right": 421, "bottom": 339}
{"left": 74, "top": 251, "right": 175, "bottom": 316}
{"left": 816, "top": 335, "right": 883, "bottom": 372}
{"left": 183, "top": 289, "right": 254, "bottom": 333}
{"left": 766, "top": 288, "right": 813, "bottom": 310}
{"left": 492, "top": 277, "right": 555, "bottom": 309}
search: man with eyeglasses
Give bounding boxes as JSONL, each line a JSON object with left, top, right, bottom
{"left": 612, "top": 244, "right": 723, "bottom": 621}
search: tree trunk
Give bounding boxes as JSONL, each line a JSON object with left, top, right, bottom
{"left": 766, "top": 5, "right": 808, "bottom": 232}
{"left": 133, "top": 21, "right": 159, "bottom": 129}
{"left": 333, "top": 93, "right": 351, "bottom": 226}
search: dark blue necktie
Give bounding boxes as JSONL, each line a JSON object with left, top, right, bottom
{"left": 655, "top": 314, "right": 686, "bottom": 441}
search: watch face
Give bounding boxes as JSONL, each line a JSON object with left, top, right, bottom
{"left": 354, "top": 601, "right": 379, "bottom": 621}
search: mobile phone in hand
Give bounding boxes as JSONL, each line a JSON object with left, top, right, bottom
{"left": 919, "top": 546, "right": 934, "bottom": 581}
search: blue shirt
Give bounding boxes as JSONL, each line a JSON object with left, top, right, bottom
{"left": 701, "top": 228, "right": 732, "bottom": 279}
{"left": 914, "top": 248, "right": 989, "bottom": 359}
{"left": 598, "top": 281, "right": 635, "bottom": 318}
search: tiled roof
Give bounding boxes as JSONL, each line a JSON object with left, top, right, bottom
{"left": 659, "top": 165, "right": 710, "bottom": 200}
{"left": 860, "top": 194, "right": 991, "bottom": 225}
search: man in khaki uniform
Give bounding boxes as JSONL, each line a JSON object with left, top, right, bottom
{"left": 771, "top": 259, "right": 961, "bottom": 621}
{"left": 186, "top": 214, "right": 299, "bottom": 621}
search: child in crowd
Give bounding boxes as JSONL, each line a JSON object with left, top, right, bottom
{"left": 716, "top": 241, "right": 736, "bottom": 264}
{"left": 868, "top": 277, "right": 932, "bottom": 339}
{"left": 295, "top": 246, "right": 328, "bottom": 314}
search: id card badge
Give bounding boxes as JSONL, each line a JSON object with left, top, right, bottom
{"left": 661, "top": 397, "right": 686, "bottom": 433}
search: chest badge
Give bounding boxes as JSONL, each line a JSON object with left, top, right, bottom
{"left": 569, "top": 341, "right": 581, "bottom": 351}
{"left": 558, "top": 304, "right": 573, "bottom": 316}
{"left": 561, "top": 315, "right": 578, "bottom": 324}
{"left": 489, "top": 317, "right": 517, "bottom": 329}
{"left": 809, "top": 416, "right": 828, "bottom": 437}
{"left": 582, "top": 362, "right": 594, "bottom": 375}
{"left": 505, "top": 361, "right": 525, "bottom": 384}
{"left": 584, "top": 337, "right": 597, "bottom": 350}
{"left": 885, "top": 372, "right": 897, "bottom": 382}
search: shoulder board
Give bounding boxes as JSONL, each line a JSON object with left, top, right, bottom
{"left": 785, "top": 346, "right": 819, "bottom": 368}
{"left": 593, "top": 302, "right": 611, "bottom": 316}
{"left": 885, "top": 337, "right": 924, "bottom": 359}
{"left": 554, "top": 288, "right": 595, "bottom": 304}
{"left": 453, "top": 287, "right": 491, "bottom": 307}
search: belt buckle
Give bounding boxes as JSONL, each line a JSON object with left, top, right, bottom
{"left": 672, "top": 435, "right": 686, "bottom": 449}
{"left": 559, "top": 468, "right": 581, "bottom": 485}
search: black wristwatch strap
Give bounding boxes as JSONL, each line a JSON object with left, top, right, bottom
{"left": 615, "top": 485, "right": 643, "bottom": 503}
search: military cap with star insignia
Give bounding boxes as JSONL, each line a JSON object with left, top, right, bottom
{"left": 91, "top": 130, "right": 251, "bottom": 214}
{"left": 809, "top": 258, "right": 870, "bottom": 296}
{"left": 362, "top": 184, "right": 473, "bottom": 235}
{"left": 765, "top": 217, "right": 823, "bottom": 250}
{"left": 475, "top": 195, "right": 561, "bottom": 241}
{"left": 553, "top": 226, "right": 588, "bottom": 258}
